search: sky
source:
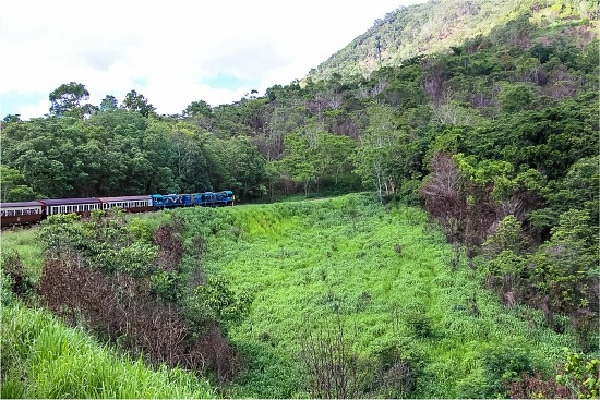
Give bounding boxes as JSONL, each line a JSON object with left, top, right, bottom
{"left": 0, "top": 0, "right": 425, "bottom": 120}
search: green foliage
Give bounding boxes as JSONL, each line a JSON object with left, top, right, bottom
{"left": 481, "top": 346, "right": 535, "bottom": 398}
{"left": 1, "top": 2, "right": 598, "bottom": 395}
{"left": 187, "top": 194, "right": 577, "bottom": 398}
{"left": 1, "top": 267, "right": 15, "bottom": 306}
{"left": 48, "top": 82, "right": 89, "bottom": 117}
{"left": 406, "top": 311, "right": 433, "bottom": 339}
{"left": 99, "top": 95, "right": 118, "bottom": 111}
{"left": 129, "top": 217, "right": 156, "bottom": 242}
{"left": 556, "top": 349, "right": 600, "bottom": 399}
{"left": 531, "top": 156, "right": 600, "bottom": 232}
{"left": 1, "top": 303, "right": 215, "bottom": 398}
{"left": 122, "top": 89, "right": 155, "bottom": 117}
{"left": 483, "top": 215, "right": 529, "bottom": 257}
{"left": 529, "top": 209, "right": 597, "bottom": 310}
{"left": 188, "top": 275, "right": 252, "bottom": 332}
{"left": 0, "top": 166, "right": 36, "bottom": 202}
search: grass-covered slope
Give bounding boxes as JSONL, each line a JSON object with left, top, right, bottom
{"left": 0, "top": 195, "right": 584, "bottom": 398}
{"left": 179, "top": 194, "right": 578, "bottom": 398}
{"left": 0, "top": 303, "right": 215, "bottom": 399}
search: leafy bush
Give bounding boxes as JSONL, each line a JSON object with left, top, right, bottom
{"left": 481, "top": 346, "right": 535, "bottom": 398}
{"left": 406, "top": 311, "right": 434, "bottom": 339}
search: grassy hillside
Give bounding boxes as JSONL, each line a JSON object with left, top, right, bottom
{"left": 0, "top": 195, "right": 589, "bottom": 397}
{"left": 177, "top": 194, "right": 578, "bottom": 398}
{"left": 0, "top": 303, "right": 215, "bottom": 398}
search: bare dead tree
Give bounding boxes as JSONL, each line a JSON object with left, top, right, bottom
{"left": 299, "top": 314, "right": 358, "bottom": 399}
{"left": 420, "top": 152, "right": 466, "bottom": 269}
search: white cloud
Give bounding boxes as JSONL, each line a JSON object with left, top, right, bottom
{"left": 0, "top": 0, "right": 424, "bottom": 120}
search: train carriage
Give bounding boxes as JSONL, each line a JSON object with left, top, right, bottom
{"left": 0, "top": 201, "right": 44, "bottom": 228}
{"left": 98, "top": 195, "right": 153, "bottom": 213}
{"left": 40, "top": 197, "right": 101, "bottom": 217}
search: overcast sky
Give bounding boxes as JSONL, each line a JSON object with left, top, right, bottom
{"left": 0, "top": 0, "right": 424, "bottom": 120}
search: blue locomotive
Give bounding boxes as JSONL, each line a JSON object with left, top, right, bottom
{"left": 151, "top": 191, "right": 234, "bottom": 208}
{"left": 0, "top": 191, "right": 235, "bottom": 228}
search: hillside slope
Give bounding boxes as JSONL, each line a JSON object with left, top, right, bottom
{"left": 180, "top": 195, "right": 579, "bottom": 398}
{"left": 307, "top": 0, "right": 597, "bottom": 81}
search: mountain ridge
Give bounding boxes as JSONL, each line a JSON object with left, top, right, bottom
{"left": 306, "top": 0, "right": 597, "bottom": 83}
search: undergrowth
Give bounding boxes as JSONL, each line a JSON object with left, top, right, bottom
{"left": 175, "top": 193, "right": 579, "bottom": 398}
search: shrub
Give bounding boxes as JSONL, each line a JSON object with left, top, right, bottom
{"left": 406, "top": 311, "right": 434, "bottom": 339}
{"left": 371, "top": 344, "right": 423, "bottom": 398}
{"left": 481, "top": 346, "right": 535, "bottom": 398}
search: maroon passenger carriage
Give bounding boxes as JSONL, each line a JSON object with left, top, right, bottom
{"left": 98, "top": 195, "right": 153, "bottom": 213}
{"left": 39, "top": 197, "right": 101, "bottom": 218}
{"left": 0, "top": 201, "right": 44, "bottom": 228}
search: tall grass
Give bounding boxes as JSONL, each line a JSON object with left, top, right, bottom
{"left": 177, "top": 193, "right": 578, "bottom": 398}
{"left": 1, "top": 303, "right": 215, "bottom": 399}
{"left": 0, "top": 228, "right": 43, "bottom": 281}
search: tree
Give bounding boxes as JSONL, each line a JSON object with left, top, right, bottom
{"left": 498, "top": 83, "right": 534, "bottom": 113}
{"left": 99, "top": 95, "right": 119, "bottom": 111}
{"left": 48, "top": 82, "right": 89, "bottom": 117}
{"left": 184, "top": 100, "right": 213, "bottom": 119}
{"left": 2, "top": 114, "right": 21, "bottom": 123}
{"left": 528, "top": 209, "right": 598, "bottom": 319}
{"left": 483, "top": 215, "right": 529, "bottom": 258}
{"left": 222, "top": 136, "right": 267, "bottom": 198}
{"left": 281, "top": 132, "right": 317, "bottom": 196}
{"left": 122, "top": 90, "right": 156, "bottom": 117}
{"left": 353, "top": 104, "right": 404, "bottom": 203}
{"left": 0, "top": 166, "right": 35, "bottom": 202}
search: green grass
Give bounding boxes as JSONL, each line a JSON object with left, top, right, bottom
{"left": 0, "top": 196, "right": 581, "bottom": 398}
{"left": 1, "top": 303, "right": 215, "bottom": 399}
{"left": 177, "top": 193, "right": 578, "bottom": 398}
{"left": 1, "top": 228, "right": 44, "bottom": 281}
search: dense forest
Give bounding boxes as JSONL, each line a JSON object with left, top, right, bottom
{"left": 1, "top": 0, "right": 598, "bottom": 397}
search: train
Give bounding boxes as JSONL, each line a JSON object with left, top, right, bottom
{"left": 0, "top": 191, "right": 235, "bottom": 229}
